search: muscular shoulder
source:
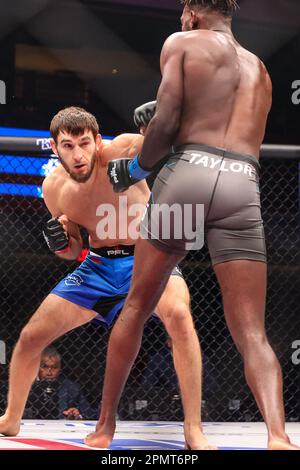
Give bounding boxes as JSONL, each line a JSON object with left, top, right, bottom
{"left": 159, "top": 32, "right": 189, "bottom": 71}
{"left": 43, "top": 164, "right": 64, "bottom": 192}
{"left": 161, "top": 32, "right": 186, "bottom": 59}
{"left": 241, "top": 47, "right": 272, "bottom": 91}
{"left": 163, "top": 30, "right": 223, "bottom": 49}
{"left": 162, "top": 32, "right": 186, "bottom": 50}
{"left": 161, "top": 30, "right": 227, "bottom": 63}
{"left": 102, "top": 133, "right": 144, "bottom": 163}
{"left": 259, "top": 59, "right": 272, "bottom": 88}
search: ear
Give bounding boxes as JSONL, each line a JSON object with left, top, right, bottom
{"left": 50, "top": 138, "right": 58, "bottom": 156}
{"left": 96, "top": 133, "right": 102, "bottom": 151}
{"left": 191, "top": 10, "right": 201, "bottom": 29}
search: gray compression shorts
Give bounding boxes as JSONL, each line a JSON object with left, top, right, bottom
{"left": 140, "top": 144, "right": 267, "bottom": 266}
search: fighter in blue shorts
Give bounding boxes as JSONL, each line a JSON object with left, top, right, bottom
{"left": 0, "top": 105, "right": 211, "bottom": 450}
{"left": 51, "top": 244, "right": 182, "bottom": 329}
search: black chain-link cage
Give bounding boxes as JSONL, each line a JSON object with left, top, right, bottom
{"left": 0, "top": 145, "right": 299, "bottom": 422}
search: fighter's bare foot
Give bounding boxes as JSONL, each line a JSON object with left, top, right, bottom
{"left": 268, "top": 438, "right": 300, "bottom": 451}
{"left": 84, "top": 419, "right": 116, "bottom": 449}
{"left": 184, "top": 426, "right": 218, "bottom": 450}
{"left": 0, "top": 416, "right": 20, "bottom": 437}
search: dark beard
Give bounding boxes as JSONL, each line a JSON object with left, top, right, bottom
{"left": 59, "top": 152, "right": 96, "bottom": 183}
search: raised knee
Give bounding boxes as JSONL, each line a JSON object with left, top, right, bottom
{"left": 18, "top": 324, "right": 46, "bottom": 351}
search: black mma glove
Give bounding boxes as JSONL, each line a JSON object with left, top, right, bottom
{"left": 43, "top": 217, "right": 70, "bottom": 253}
{"left": 133, "top": 100, "right": 156, "bottom": 128}
{"left": 108, "top": 157, "right": 152, "bottom": 193}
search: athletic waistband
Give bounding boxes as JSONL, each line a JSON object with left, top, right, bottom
{"left": 173, "top": 144, "right": 260, "bottom": 174}
{"left": 89, "top": 245, "right": 135, "bottom": 258}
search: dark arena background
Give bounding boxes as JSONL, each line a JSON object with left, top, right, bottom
{"left": 0, "top": 0, "right": 299, "bottom": 452}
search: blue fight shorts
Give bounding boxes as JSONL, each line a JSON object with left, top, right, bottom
{"left": 51, "top": 245, "right": 183, "bottom": 328}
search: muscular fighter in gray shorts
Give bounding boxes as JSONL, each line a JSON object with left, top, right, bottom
{"left": 141, "top": 144, "right": 266, "bottom": 264}
{"left": 105, "top": 0, "right": 300, "bottom": 450}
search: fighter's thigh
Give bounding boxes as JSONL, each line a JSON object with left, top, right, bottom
{"left": 21, "top": 293, "right": 96, "bottom": 343}
{"left": 155, "top": 275, "right": 191, "bottom": 323}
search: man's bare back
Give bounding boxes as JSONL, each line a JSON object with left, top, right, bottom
{"left": 167, "top": 30, "right": 272, "bottom": 159}
{"left": 135, "top": 23, "right": 272, "bottom": 171}
{"left": 42, "top": 133, "right": 150, "bottom": 249}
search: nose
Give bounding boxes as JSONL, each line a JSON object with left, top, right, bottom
{"left": 73, "top": 145, "right": 84, "bottom": 161}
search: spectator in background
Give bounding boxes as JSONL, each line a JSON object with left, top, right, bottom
{"left": 24, "top": 346, "right": 97, "bottom": 420}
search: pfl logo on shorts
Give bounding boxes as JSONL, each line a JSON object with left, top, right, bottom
{"left": 291, "top": 80, "right": 300, "bottom": 105}
{"left": 0, "top": 80, "right": 6, "bottom": 104}
{"left": 0, "top": 340, "right": 6, "bottom": 364}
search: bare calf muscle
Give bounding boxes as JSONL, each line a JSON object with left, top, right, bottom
{"left": 0, "top": 295, "right": 96, "bottom": 434}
